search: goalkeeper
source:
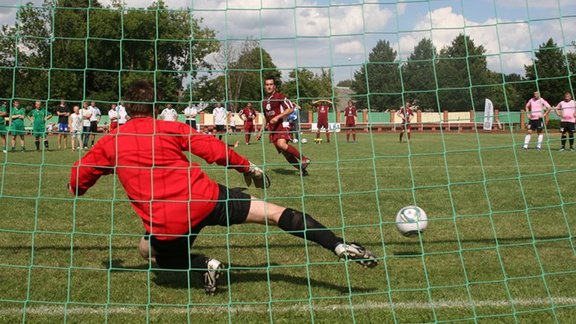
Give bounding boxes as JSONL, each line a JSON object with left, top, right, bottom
{"left": 69, "top": 80, "right": 378, "bottom": 295}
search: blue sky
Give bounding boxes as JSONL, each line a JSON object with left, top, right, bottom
{"left": 0, "top": 0, "right": 575, "bottom": 81}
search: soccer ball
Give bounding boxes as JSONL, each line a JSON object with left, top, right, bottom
{"left": 395, "top": 206, "right": 428, "bottom": 237}
{"left": 292, "top": 138, "right": 299, "bottom": 144}
{"left": 301, "top": 138, "right": 308, "bottom": 144}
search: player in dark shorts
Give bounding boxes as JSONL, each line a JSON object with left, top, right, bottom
{"left": 258, "top": 77, "right": 311, "bottom": 175}
{"left": 344, "top": 100, "right": 358, "bottom": 143}
{"left": 28, "top": 101, "right": 52, "bottom": 151}
{"left": 56, "top": 98, "right": 70, "bottom": 149}
{"left": 315, "top": 100, "right": 331, "bottom": 143}
{"left": 239, "top": 103, "right": 257, "bottom": 145}
{"left": 70, "top": 80, "right": 378, "bottom": 295}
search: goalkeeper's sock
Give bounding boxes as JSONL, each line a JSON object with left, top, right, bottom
{"left": 34, "top": 140, "right": 40, "bottom": 150}
{"left": 569, "top": 132, "right": 574, "bottom": 147}
{"left": 44, "top": 140, "right": 49, "bottom": 149}
{"left": 278, "top": 208, "right": 342, "bottom": 251}
{"left": 561, "top": 134, "right": 567, "bottom": 148}
{"left": 523, "top": 134, "right": 531, "bottom": 147}
{"left": 537, "top": 134, "right": 544, "bottom": 147}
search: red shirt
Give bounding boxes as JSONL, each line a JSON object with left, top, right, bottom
{"left": 69, "top": 118, "right": 250, "bottom": 240}
{"left": 240, "top": 107, "right": 257, "bottom": 124}
{"left": 344, "top": 106, "right": 357, "bottom": 123}
{"left": 398, "top": 107, "right": 414, "bottom": 122}
{"left": 317, "top": 105, "right": 330, "bottom": 120}
{"left": 263, "top": 92, "right": 294, "bottom": 132}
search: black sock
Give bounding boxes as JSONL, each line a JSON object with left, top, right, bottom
{"left": 278, "top": 208, "right": 342, "bottom": 251}
{"left": 44, "top": 140, "right": 48, "bottom": 148}
{"left": 569, "top": 132, "right": 574, "bottom": 147}
{"left": 561, "top": 134, "right": 566, "bottom": 148}
{"left": 35, "top": 140, "right": 40, "bottom": 150}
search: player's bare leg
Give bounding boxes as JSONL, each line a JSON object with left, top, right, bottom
{"left": 352, "top": 129, "right": 356, "bottom": 142}
{"left": 346, "top": 130, "right": 350, "bottom": 142}
{"left": 399, "top": 130, "right": 404, "bottom": 143}
{"left": 407, "top": 129, "right": 411, "bottom": 142}
{"left": 245, "top": 132, "right": 250, "bottom": 145}
{"left": 245, "top": 199, "right": 378, "bottom": 268}
{"left": 325, "top": 131, "right": 330, "bottom": 143}
{"left": 315, "top": 130, "right": 321, "bottom": 142}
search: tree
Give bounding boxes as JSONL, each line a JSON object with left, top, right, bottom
{"left": 0, "top": 0, "right": 220, "bottom": 111}
{"left": 525, "top": 38, "right": 571, "bottom": 104}
{"left": 351, "top": 40, "right": 402, "bottom": 111}
{"left": 283, "top": 68, "right": 333, "bottom": 110}
{"left": 402, "top": 38, "right": 439, "bottom": 111}
{"left": 192, "top": 39, "right": 280, "bottom": 110}
{"left": 435, "top": 34, "right": 492, "bottom": 111}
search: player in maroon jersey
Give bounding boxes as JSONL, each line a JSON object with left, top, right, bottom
{"left": 315, "top": 100, "right": 331, "bottom": 143}
{"left": 344, "top": 100, "right": 358, "bottom": 143}
{"left": 397, "top": 101, "right": 414, "bottom": 143}
{"left": 259, "top": 77, "right": 311, "bottom": 176}
{"left": 239, "top": 102, "right": 257, "bottom": 145}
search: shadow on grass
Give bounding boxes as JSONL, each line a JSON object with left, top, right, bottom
{"left": 150, "top": 263, "right": 376, "bottom": 294}
{"left": 270, "top": 168, "right": 298, "bottom": 175}
{"left": 0, "top": 234, "right": 572, "bottom": 252}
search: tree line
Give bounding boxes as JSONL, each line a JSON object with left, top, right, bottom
{"left": 0, "top": 0, "right": 574, "bottom": 113}
{"left": 349, "top": 36, "right": 576, "bottom": 112}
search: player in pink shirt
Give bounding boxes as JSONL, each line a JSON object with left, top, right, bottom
{"left": 555, "top": 92, "right": 576, "bottom": 151}
{"left": 523, "top": 91, "right": 551, "bottom": 150}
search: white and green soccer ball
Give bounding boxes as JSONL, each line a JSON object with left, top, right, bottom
{"left": 396, "top": 206, "right": 428, "bottom": 237}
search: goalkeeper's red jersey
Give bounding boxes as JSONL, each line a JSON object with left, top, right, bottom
{"left": 70, "top": 117, "right": 250, "bottom": 240}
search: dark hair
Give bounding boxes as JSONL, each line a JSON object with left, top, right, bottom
{"left": 124, "top": 80, "right": 162, "bottom": 116}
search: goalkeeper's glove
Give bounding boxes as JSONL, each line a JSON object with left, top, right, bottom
{"left": 244, "top": 162, "right": 270, "bottom": 189}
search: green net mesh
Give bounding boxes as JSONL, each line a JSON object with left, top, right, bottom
{"left": 1, "top": 0, "right": 576, "bottom": 322}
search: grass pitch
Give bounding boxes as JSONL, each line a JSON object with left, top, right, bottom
{"left": 0, "top": 129, "right": 576, "bottom": 323}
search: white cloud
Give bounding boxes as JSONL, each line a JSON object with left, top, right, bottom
{"left": 397, "top": 7, "right": 576, "bottom": 74}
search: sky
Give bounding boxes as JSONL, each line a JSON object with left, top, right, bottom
{"left": 0, "top": 0, "right": 575, "bottom": 82}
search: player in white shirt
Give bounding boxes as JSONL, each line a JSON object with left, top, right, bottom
{"left": 88, "top": 101, "right": 101, "bottom": 147}
{"left": 160, "top": 104, "right": 178, "bottom": 122}
{"left": 523, "top": 91, "right": 551, "bottom": 150}
{"left": 229, "top": 111, "right": 237, "bottom": 133}
{"left": 69, "top": 105, "right": 83, "bottom": 151}
{"left": 213, "top": 103, "right": 227, "bottom": 140}
{"left": 555, "top": 92, "right": 576, "bottom": 151}
{"left": 117, "top": 103, "right": 129, "bottom": 125}
{"left": 108, "top": 103, "right": 119, "bottom": 132}
{"left": 79, "top": 102, "right": 92, "bottom": 149}
{"left": 184, "top": 103, "right": 198, "bottom": 130}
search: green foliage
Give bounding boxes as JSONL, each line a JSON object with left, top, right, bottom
{"left": 402, "top": 38, "right": 439, "bottom": 111}
{"left": 352, "top": 40, "right": 402, "bottom": 111}
{"left": 524, "top": 38, "right": 572, "bottom": 104}
{"left": 191, "top": 39, "right": 280, "bottom": 110}
{"left": 0, "top": 0, "right": 219, "bottom": 109}
{"left": 283, "top": 68, "right": 332, "bottom": 110}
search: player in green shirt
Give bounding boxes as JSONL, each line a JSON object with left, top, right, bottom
{"left": 27, "top": 101, "right": 52, "bottom": 151}
{"left": 0, "top": 101, "right": 7, "bottom": 153}
{"left": 9, "top": 100, "right": 27, "bottom": 151}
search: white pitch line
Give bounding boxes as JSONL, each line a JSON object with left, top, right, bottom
{"left": 1, "top": 297, "right": 575, "bottom": 316}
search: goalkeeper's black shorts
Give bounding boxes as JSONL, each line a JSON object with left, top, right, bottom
{"left": 144, "top": 185, "right": 251, "bottom": 253}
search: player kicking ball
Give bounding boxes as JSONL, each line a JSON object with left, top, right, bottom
{"left": 69, "top": 80, "right": 378, "bottom": 295}
{"left": 258, "top": 77, "right": 311, "bottom": 176}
